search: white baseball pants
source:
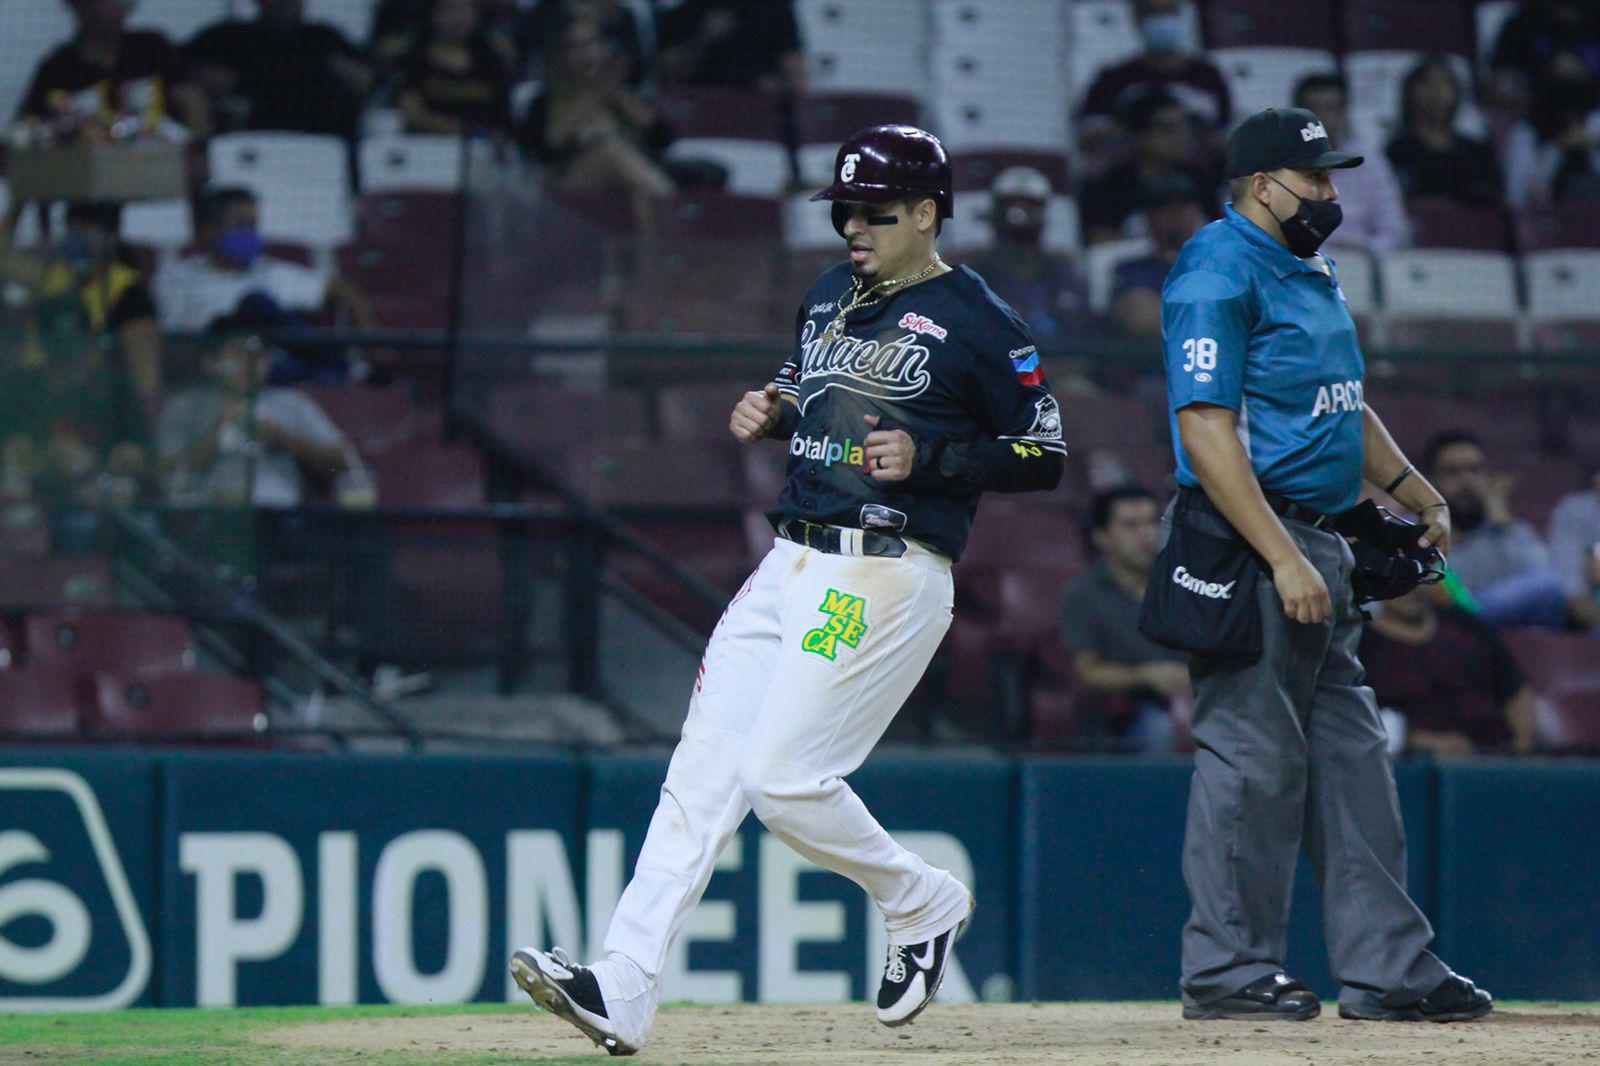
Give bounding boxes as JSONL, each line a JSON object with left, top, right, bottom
{"left": 602, "top": 534, "right": 972, "bottom": 986}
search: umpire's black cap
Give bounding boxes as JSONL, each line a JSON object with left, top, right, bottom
{"left": 1227, "top": 107, "right": 1364, "bottom": 178}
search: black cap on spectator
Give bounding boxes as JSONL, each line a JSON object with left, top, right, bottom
{"left": 1227, "top": 107, "right": 1363, "bottom": 178}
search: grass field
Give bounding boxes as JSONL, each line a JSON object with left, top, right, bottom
{"left": 2, "top": 1001, "right": 1598, "bottom": 1066}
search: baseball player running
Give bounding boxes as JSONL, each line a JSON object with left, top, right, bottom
{"left": 511, "top": 125, "right": 1066, "bottom": 1055}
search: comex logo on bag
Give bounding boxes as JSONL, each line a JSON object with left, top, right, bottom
{"left": 1172, "top": 566, "right": 1237, "bottom": 600}
{"left": 0, "top": 769, "right": 150, "bottom": 1010}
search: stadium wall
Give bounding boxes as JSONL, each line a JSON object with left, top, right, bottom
{"left": 0, "top": 750, "right": 1595, "bottom": 1010}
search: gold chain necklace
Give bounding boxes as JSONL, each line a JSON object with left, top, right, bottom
{"left": 821, "top": 256, "right": 944, "bottom": 343}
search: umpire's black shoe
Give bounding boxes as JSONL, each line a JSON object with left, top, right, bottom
{"left": 1338, "top": 972, "right": 1493, "bottom": 1022}
{"left": 1183, "top": 972, "right": 1322, "bottom": 1021}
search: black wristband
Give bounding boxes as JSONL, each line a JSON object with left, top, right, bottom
{"left": 1385, "top": 464, "right": 1414, "bottom": 495}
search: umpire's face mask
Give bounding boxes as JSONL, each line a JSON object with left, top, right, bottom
{"left": 1266, "top": 174, "right": 1342, "bottom": 258}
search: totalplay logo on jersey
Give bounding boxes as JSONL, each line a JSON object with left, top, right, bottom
{"left": 790, "top": 432, "right": 869, "bottom": 471}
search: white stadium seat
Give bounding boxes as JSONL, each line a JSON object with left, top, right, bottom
{"left": 930, "top": 0, "right": 1071, "bottom": 148}
{"left": 955, "top": 190, "right": 1083, "bottom": 256}
{"left": 1210, "top": 47, "right": 1338, "bottom": 124}
{"left": 664, "top": 140, "right": 791, "bottom": 198}
{"left": 1345, "top": 51, "right": 1483, "bottom": 149}
{"left": 1329, "top": 247, "right": 1377, "bottom": 317}
{"left": 359, "top": 134, "right": 465, "bottom": 192}
{"left": 797, "top": 0, "right": 930, "bottom": 98}
{"left": 0, "top": 179, "right": 64, "bottom": 249}
{"left": 1085, "top": 236, "right": 1154, "bottom": 313}
{"left": 127, "top": 0, "right": 229, "bottom": 42}
{"left": 208, "top": 131, "right": 354, "bottom": 247}
{"left": 1065, "top": 0, "right": 1143, "bottom": 110}
{"left": 1379, "top": 250, "right": 1519, "bottom": 318}
{"left": 0, "top": 0, "right": 72, "bottom": 128}
{"left": 1474, "top": 0, "right": 1518, "bottom": 77}
{"left": 931, "top": 93, "right": 1074, "bottom": 151}
{"left": 783, "top": 192, "right": 839, "bottom": 251}
{"left": 121, "top": 198, "right": 194, "bottom": 249}
{"left": 1523, "top": 251, "right": 1600, "bottom": 319}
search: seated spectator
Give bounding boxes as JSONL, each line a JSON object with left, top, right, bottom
{"left": 157, "top": 330, "right": 363, "bottom": 508}
{"left": 186, "top": 0, "right": 370, "bottom": 137}
{"left": 519, "top": 0, "right": 646, "bottom": 86}
{"left": 1548, "top": 467, "right": 1600, "bottom": 631}
{"left": 964, "top": 166, "right": 1098, "bottom": 385}
{"left": 1076, "top": 0, "right": 1229, "bottom": 157}
{"left": 153, "top": 186, "right": 372, "bottom": 381}
{"left": 1109, "top": 175, "right": 1209, "bottom": 341}
{"left": 15, "top": 0, "right": 206, "bottom": 136}
{"left": 1080, "top": 90, "right": 1217, "bottom": 245}
{"left": 1489, "top": 1, "right": 1600, "bottom": 111}
{"left": 1360, "top": 584, "right": 1536, "bottom": 756}
{"left": 0, "top": 202, "right": 162, "bottom": 398}
{"left": 395, "top": 0, "right": 517, "bottom": 137}
{"left": 1502, "top": 49, "right": 1600, "bottom": 209}
{"left": 521, "top": 16, "right": 676, "bottom": 217}
{"left": 1293, "top": 73, "right": 1411, "bottom": 258}
{"left": 655, "top": 0, "right": 803, "bottom": 93}
{"left": 1059, "top": 486, "right": 1187, "bottom": 752}
{"left": 1385, "top": 57, "right": 1504, "bottom": 209}
{"left": 1424, "top": 430, "right": 1569, "bottom": 628}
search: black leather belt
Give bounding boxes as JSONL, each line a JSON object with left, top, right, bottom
{"left": 776, "top": 518, "right": 907, "bottom": 558}
{"left": 1180, "top": 486, "right": 1336, "bottom": 531}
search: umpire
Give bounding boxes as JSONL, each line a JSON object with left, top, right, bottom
{"left": 1154, "top": 109, "right": 1493, "bottom": 1023}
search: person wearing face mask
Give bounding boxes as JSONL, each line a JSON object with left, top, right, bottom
{"left": 1077, "top": 0, "right": 1230, "bottom": 158}
{"left": 1152, "top": 109, "right": 1493, "bottom": 1024}
{"left": 153, "top": 186, "right": 373, "bottom": 380}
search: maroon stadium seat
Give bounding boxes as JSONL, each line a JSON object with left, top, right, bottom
{"left": 484, "top": 385, "right": 652, "bottom": 468}
{"left": 1383, "top": 318, "right": 1522, "bottom": 354}
{"left": 86, "top": 671, "right": 266, "bottom": 741}
{"left": 1516, "top": 205, "right": 1600, "bottom": 252}
{"left": 295, "top": 384, "right": 441, "bottom": 459}
{"left": 658, "top": 382, "right": 748, "bottom": 440}
{"left": 0, "top": 555, "right": 114, "bottom": 609}
{"left": 372, "top": 442, "right": 486, "bottom": 508}
{"left": 654, "top": 87, "right": 782, "bottom": 140}
{"left": 564, "top": 440, "right": 746, "bottom": 509}
{"left": 997, "top": 563, "right": 1086, "bottom": 652}
{"left": 742, "top": 447, "right": 790, "bottom": 508}
{"left": 656, "top": 192, "right": 783, "bottom": 242}
{"left": 796, "top": 92, "right": 922, "bottom": 145}
{"left": 23, "top": 610, "right": 195, "bottom": 678}
{"left": 1407, "top": 201, "right": 1512, "bottom": 252}
{"left": 336, "top": 244, "right": 450, "bottom": 330}
{"left": 358, "top": 191, "right": 459, "bottom": 251}
{"left": 1366, "top": 391, "right": 1540, "bottom": 456}
{"left": 951, "top": 149, "right": 1073, "bottom": 195}
{"left": 1341, "top": 0, "right": 1475, "bottom": 55}
{"left": 0, "top": 501, "right": 50, "bottom": 553}
{"left": 1529, "top": 320, "right": 1600, "bottom": 353}
{"left": 1202, "top": 0, "right": 1339, "bottom": 49}
{"left": 959, "top": 499, "right": 1085, "bottom": 613}
{"left": 1502, "top": 629, "right": 1600, "bottom": 694}
{"left": 1547, "top": 688, "right": 1600, "bottom": 750}
{"left": 0, "top": 668, "right": 84, "bottom": 739}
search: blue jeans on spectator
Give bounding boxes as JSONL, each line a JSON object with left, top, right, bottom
{"left": 1473, "top": 566, "right": 1569, "bottom": 628}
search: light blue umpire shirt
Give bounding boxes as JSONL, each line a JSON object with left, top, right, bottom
{"left": 1161, "top": 203, "right": 1366, "bottom": 516}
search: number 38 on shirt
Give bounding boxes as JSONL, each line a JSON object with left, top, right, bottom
{"left": 1181, "top": 337, "right": 1218, "bottom": 374}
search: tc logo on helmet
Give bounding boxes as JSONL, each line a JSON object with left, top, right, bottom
{"left": 840, "top": 153, "right": 860, "bottom": 182}
{"left": 0, "top": 769, "right": 151, "bottom": 1009}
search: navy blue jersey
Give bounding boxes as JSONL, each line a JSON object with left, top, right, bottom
{"left": 766, "top": 262, "right": 1065, "bottom": 561}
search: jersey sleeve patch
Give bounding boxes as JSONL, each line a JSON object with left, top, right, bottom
{"left": 1008, "top": 345, "right": 1045, "bottom": 385}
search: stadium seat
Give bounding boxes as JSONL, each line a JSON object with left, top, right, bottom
{"left": 958, "top": 498, "right": 1085, "bottom": 612}
{"left": 372, "top": 442, "right": 486, "bottom": 508}
{"left": 1330, "top": 247, "right": 1377, "bottom": 317}
{"left": 952, "top": 149, "right": 1072, "bottom": 194}
{"left": 930, "top": 91, "right": 1072, "bottom": 151}
{"left": 0, "top": 181, "right": 66, "bottom": 249}
{"left": 23, "top": 610, "right": 196, "bottom": 678}
{"left": 950, "top": 190, "right": 1082, "bottom": 256}
{"left": 795, "top": 92, "right": 922, "bottom": 185}
{"left": 1502, "top": 628, "right": 1600, "bottom": 750}
{"left": 565, "top": 440, "right": 747, "bottom": 509}
{"left": 484, "top": 385, "right": 652, "bottom": 469}
{"left": 359, "top": 134, "right": 466, "bottom": 192}
{"left": 797, "top": 0, "right": 931, "bottom": 97}
{"left": 128, "top": 0, "right": 228, "bottom": 40}
{"left": 658, "top": 382, "right": 750, "bottom": 441}
{"left": 335, "top": 243, "right": 450, "bottom": 329}
{"left": 295, "top": 384, "right": 441, "bottom": 459}
{"left": 1065, "top": 0, "right": 1143, "bottom": 108}
{"left": 1202, "top": 0, "right": 1338, "bottom": 49}
{"left": 0, "top": 555, "right": 114, "bottom": 610}
{"left": 208, "top": 132, "right": 355, "bottom": 247}
{"left": 1210, "top": 48, "right": 1339, "bottom": 125}
{"left": 1405, "top": 201, "right": 1511, "bottom": 252}
{"left": 0, "top": 500, "right": 50, "bottom": 554}
{"left": 622, "top": 194, "right": 784, "bottom": 331}
{"left": 0, "top": 668, "right": 85, "bottom": 739}
{"left": 121, "top": 198, "right": 194, "bottom": 249}
{"left": 996, "top": 563, "right": 1087, "bottom": 652}
{"left": 1085, "top": 237, "right": 1155, "bottom": 313}
{"left": 86, "top": 671, "right": 267, "bottom": 742}
{"left": 655, "top": 88, "right": 790, "bottom": 197}
{"left": 1524, "top": 251, "right": 1600, "bottom": 320}
{"left": 1517, "top": 205, "right": 1600, "bottom": 251}
{"left": 1345, "top": 52, "right": 1482, "bottom": 150}
{"left": 1379, "top": 249, "right": 1519, "bottom": 318}
{"left": 1365, "top": 390, "right": 1538, "bottom": 456}
{"left": 783, "top": 193, "right": 842, "bottom": 251}
{"left": 357, "top": 191, "right": 459, "bottom": 251}
{"left": 1474, "top": 0, "right": 1519, "bottom": 75}
{"left": 742, "top": 447, "right": 790, "bottom": 506}
{"left": 0, "top": 1, "right": 72, "bottom": 138}
{"left": 1342, "top": 0, "right": 1476, "bottom": 56}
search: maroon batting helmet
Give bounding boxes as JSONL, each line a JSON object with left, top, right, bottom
{"left": 810, "top": 125, "right": 954, "bottom": 231}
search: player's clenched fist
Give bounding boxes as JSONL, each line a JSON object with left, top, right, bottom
{"left": 730, "top": 384, "right": 783, "bottom": 443}
{"left": 863, "top": 414, "right": 915, "bottom": 481}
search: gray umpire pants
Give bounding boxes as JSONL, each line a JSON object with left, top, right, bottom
{"left": 1178, "top": 518, "right": 1450, "bottom": 1009}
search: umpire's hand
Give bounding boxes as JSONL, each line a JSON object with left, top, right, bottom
{"left": 1274, "top": 552, "right": 1333, "bottom": 625}
{"left": 730, "top": 384, "right": 783, "bottom": 442}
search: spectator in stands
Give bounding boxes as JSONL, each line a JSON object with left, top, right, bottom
{"left": 1292, "top": 73, "right": 1411, "bottom": 258}
{"left": 1424, "top": 430, "right": 1570, "bottom": 628}
{"left": 1360, "top": 584, "right": 1537, "bottom": 756}
{"left": 519, "top": 0, "right": 647, "bottom": 87}
{"left": 1489, "top": 1, "right": 1600, "bottom": 111}
{"left": 655, "top": 0, "right": 803, "bottom": 93}
{"left": 157, "top": 329, "right": 363, "bottom": 508}
{"left": 521, "top": 15, "right": 676, "bottom": 220}
{"left": 186, "top": 0, "right": 371, "bottom": 138}
{"left": 1109, "top": 174, "right": 1209, "bottom": 341}
{"left": 1076, "top": 0, "right": 1229, "bottom": 158}
{"left": 1548, "top": 467, "right": 1600, "bottom": 631}
{"left": 1385, "top": 57, "right": 1504, "bottom": 209}
{"left": 15, "top": 0, "right": 206, "bottom": 136}
{"left": 1079, "top": 90, "right": 1217, "bottom": 244}
{"left": 1502, "top": 49, "right": 1600, "bottom": 209}
{"left": 394, "top": 0, "right": 517, "bottom": 137}
{"left": 152, "top": 186, "right": 373, "bottom": 382}
{"left": 0, "top": 202, "right": 162, "bottom": 398}
{"left": 964, "top": 166, "right": 1098, "bottom": 387}
{"left": 1059, "top": 485, "right": 1187, "bottom": 752}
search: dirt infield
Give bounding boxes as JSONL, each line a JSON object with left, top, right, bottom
{"left": 262, "top": 1001, "right": 1600, "bottom": 1065}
